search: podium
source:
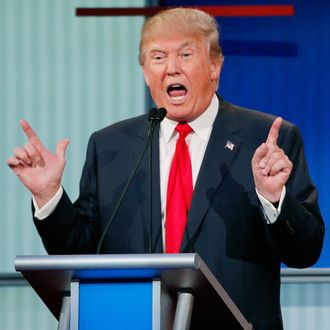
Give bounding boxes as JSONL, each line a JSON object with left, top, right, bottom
{"left": 15, "top": 253, "right": 253, "bottom": 330}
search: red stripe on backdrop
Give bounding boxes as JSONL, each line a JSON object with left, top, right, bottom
{"left": 199, "top": 5, "right": 294, "bottom": 17}
{"left": 76, "top": 5, "right": 294, "bottom": 17}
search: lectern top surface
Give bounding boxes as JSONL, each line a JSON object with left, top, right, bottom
{"left": 15, "top": 253, "right": 202, "bottom": 272}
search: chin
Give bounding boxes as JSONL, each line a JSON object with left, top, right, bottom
{"left": 168, "top": 113, "right": 189, "bottom": 123}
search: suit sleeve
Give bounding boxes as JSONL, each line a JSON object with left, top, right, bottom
{"left": 263, "top": 124, "right": 324, "bottom": 268}
{"left": 33, "top": 133, "right": 102, "bottom": 254}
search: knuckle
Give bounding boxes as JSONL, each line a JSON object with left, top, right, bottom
{"left": 14, "top": 147, "right": 23, "bottom": 157}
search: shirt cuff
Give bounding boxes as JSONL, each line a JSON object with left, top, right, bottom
{"left": 256, "top": 186, "right": 286, "bottom": 224}
{"left": 33, "top": 186, "right": 64, "bottom": 220}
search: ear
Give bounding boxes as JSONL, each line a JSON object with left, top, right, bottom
{"left": 210, "top": 57, "right": 222, "bottom": 81}
{"left": 142, "top": 65, "right": 151, "bottom": 87}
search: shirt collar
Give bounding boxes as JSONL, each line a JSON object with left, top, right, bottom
{"left": 160, "top": 94, "right": 219, "bottom": 143}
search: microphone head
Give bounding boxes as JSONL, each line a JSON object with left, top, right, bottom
{"left": 155, "top": 107, "right": 167, "bottom": 122}
{"left": 148, "top": 108, "right": 158, "bottom": 121}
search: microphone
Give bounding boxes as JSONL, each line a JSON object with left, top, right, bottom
{"left": 148, "top": 107, "right": 157, "bottom": 121}
{"left": 96, "top": 107, "right": 167, "bottom": 254}
{"left": 154, "top": 107, "right": 167, "bottom": 122}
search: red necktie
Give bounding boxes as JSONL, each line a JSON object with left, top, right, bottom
{"left": 166, "top": 123, "right": 193, "bottom": 253}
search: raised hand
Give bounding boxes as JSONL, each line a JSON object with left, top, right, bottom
{"left": 251, "top": 117, "right": 293, "bottom": 203}
{"left": 7, "top": 120, "right": 69, "bottom": 208}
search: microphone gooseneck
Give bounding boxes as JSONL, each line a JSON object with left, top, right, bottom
{"left": 96, "top": 107, "right": 167, "bottom": 254}
{"left": 148, "top": 107, "right": 167, "bottom": 252}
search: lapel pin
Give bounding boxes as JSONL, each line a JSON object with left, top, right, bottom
{"left": 225, "top": 140, "right": 235, "bottom": 151}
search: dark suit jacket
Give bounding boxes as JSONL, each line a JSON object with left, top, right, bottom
{"left": 34, "top": 98, "right": 324, "bottom": 329}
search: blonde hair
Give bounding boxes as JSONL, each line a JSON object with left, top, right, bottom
{"left": 139, "top": 7, "right": 224, "bottom": 66}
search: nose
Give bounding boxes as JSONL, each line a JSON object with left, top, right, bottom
{"left": 166, "top": 57, "right": 181, "bottom": 75}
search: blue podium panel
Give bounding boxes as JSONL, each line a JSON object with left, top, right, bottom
{"left": 79, "top": 282, "right": 152, "bottom": 330}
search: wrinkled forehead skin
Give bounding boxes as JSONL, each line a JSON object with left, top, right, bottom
{"left": 140, "top": 22, "right": 212, "bottom": 65}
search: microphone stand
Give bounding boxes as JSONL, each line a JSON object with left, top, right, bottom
{"left": 96, "top": 108, "right": 167, "bottom": 254}
{"left": 148, "top": 108, "right": 167, "bottom": 253}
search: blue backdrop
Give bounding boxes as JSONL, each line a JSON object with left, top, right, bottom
{"left": 163, "top": 0, "right": 329, "bottom": 267}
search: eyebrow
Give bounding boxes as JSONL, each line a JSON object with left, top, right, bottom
{"left": 179, "top": 41, "right": 197, "bottom": 50}
{"left": 148, "top": 41, "right": 197, "bottom": 54}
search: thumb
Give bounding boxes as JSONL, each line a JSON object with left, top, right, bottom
{"left": 56, "top": 139, "right": 70, "bottom": 161}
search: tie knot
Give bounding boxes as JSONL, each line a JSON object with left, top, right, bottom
{"left": 176, "top": 123, "right": 192, "bottom": 139}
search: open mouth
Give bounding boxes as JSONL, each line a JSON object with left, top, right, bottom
{"left": 167, "top": 84, "right": 187, "bottom": 103}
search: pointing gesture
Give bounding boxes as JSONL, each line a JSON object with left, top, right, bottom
{"left": 7, "top": 120, "right": 69, "bottom": 208}
{"left": 266, "top": 116, "right": 281, "bottom": 145}
{"left": 252, "top": 117, "right": 293, "bottom": 203}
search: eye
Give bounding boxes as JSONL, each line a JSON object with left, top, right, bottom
{"left": 181, "top": 51, "right": 193, "bottom": 59}
{"left": 151, "top": 52, "right": 166, "bottom": 63}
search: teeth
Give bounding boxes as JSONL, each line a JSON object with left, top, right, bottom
{"left": 170, "top": 95, "right": 185, "bottom": 101}
{"left": 168, "top": 84, "right": 185, "bottom": 90}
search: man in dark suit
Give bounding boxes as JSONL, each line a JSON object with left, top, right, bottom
{"left": 8, "top": 8, "right": 324, "bottom": 329}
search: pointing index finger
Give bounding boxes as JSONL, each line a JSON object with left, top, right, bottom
{"left": 266, "top": 117, "right": 283, "bottom": 145}
{"left": 20, "top": 119, "right": 46, "bottom": 154}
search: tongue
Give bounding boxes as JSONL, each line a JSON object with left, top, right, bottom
{"left": 168, "top": 89, "right": 186, "bottom": 97}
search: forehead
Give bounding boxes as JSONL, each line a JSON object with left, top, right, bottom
{"left": 143, "top": 32, "right": 207, "bottom": 53}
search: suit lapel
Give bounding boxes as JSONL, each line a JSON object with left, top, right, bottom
{"left": 181, "top": 101, "right": 241, "bottom": 252}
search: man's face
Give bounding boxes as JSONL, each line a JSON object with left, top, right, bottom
{"left": 142, "top": 31, "right": 221, "bottom": 122}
